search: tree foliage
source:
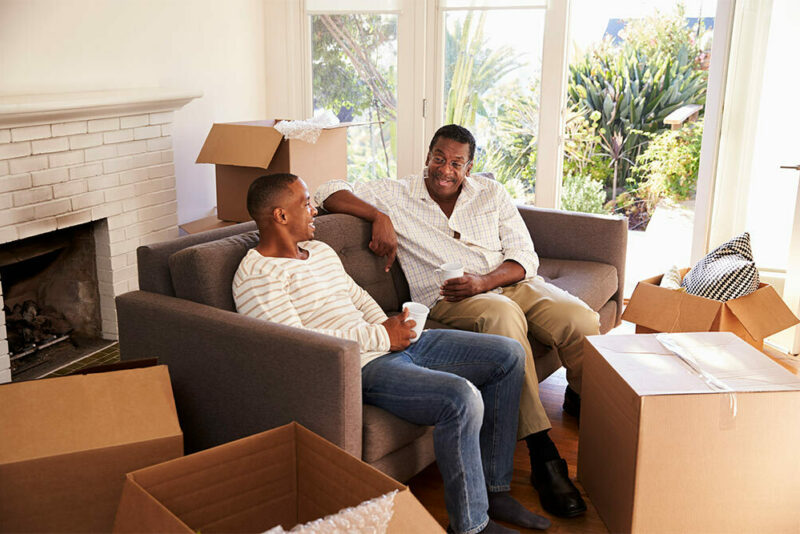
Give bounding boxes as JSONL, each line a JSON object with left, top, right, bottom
{"left": 312, "top": 14, "right": 397, "bottom": 179}
{"left": 312, "top": 14, "right": 397, "bottom": 122}
{"left": 444, "top": 12, "right": 523, "bottom": 127}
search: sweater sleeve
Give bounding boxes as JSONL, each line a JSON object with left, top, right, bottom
{"left": 234, "top": 265, "right": 390, "bottom": 352}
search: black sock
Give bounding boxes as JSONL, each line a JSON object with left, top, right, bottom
{"left": 487, "top": 492, "right": 551, "bottom": 530}
{"left": 525, "top": 429, "right": 560, "bottom": 467}
{"left": 448, "top": 519, "right": 519, "bottom": 534}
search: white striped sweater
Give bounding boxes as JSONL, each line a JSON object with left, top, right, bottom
{"left": 233, "top": 240, "right": 391, "bottom": 367}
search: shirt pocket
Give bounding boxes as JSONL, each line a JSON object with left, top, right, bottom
{"left": 456, "top": 209, "right": 501, "bottom": 251}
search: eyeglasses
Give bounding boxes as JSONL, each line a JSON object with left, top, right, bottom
{"left": 430, "top": 156, "right": 471, "bottom": 171}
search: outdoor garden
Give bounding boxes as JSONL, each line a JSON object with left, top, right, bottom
{"left": 312, "top": 4, "right": 712, "bottom": 231}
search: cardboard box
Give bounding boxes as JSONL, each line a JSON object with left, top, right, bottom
{"left": 196, "top": 120, "right": 350, "bottom": 222}
{"left": 113, "top": 422, "right": 443, "bottom": 533}
{"left": 622, "top": 269, "right": 799, "bottom": 350}
{"left": 578, "top": 332, "right": 800, "bottom": 533}
{"left": 178, "top": 214, "right": 237, "bottom": 235}
{"left": 0, "top": 365, "right": 183, "bottom": 533}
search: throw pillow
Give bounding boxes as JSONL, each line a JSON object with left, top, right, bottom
{"left": 681, "top": 232, "right": 759, "bottom": 301}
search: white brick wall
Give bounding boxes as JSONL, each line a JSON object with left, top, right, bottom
{"left": 0, "top": 108, "right": 181, "bottom": 381}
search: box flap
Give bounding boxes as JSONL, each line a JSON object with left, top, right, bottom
{"left": 726, "top": 283, "right": 800, "bottom": 340}
{"left": 196, "top": 123, "right": 283, "bottom": 169}
{"left": 585, "top": 333, "right": 800, "bottom": 396}
{"left": 0, "top": 366, "right": 180, "bottom": 464}
{"left": 622, "top": 278, "right": 721, "bottom": 332}
{"left": 388, "top": 489, "right": 445, "bottom": 533}
{"left": 113, "top": 476, "right": 192, "bottom": 533}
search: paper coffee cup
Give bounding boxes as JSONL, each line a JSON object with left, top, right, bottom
{"left": 402, "top": 301, "right": 428, "bottom": 343}
{"left": 435, "top": 262, "right": 464, "bottom": 284}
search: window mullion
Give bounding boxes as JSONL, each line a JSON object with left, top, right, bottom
{"left": 535, "top": 0, "right": 570, "bottom": 209}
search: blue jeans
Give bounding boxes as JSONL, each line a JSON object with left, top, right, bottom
{"left": 361, "top": 329, "right": 525, "bottom": 534}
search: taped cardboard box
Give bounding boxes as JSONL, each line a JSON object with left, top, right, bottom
{"left": 196, "top": 120, "right": 351, "bottom": 222}
{"left": 113, "top": 421, "right": 443, "bottom": 533}
{"left": 578, "top": 332, "right": 800, "bottom": 534}
{"left": 0, "top": 365, "right": 183, "bottom": 533}
{"left": 622, "top": 269, "right": 799, "bottom": 350}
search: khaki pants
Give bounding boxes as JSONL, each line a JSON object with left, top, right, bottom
{"left": 429, "top": 278, "right": 600, "bottom": 438}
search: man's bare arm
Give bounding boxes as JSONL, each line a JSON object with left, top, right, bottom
{"left": 440, "top": 261, "right": 525, "bottom": 302}
{"left": 323, "top": 190, "right": 398, "bottom": 271}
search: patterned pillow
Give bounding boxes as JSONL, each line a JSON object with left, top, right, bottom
{"left": 681, "top": 232, "right": 759, "bottom": 301}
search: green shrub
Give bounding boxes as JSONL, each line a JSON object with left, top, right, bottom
{"left": 562, "top": 106, "right": 613, "bottom": 191}
{"left": 632, "top": 120, "right": 703, "bottom": 203}
{"left": 561, "top": 174, "right": 609, "bottom": 214}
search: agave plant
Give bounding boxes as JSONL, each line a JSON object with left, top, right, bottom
{"left": 567, "top": 42, "right": 707, "bottom": 197}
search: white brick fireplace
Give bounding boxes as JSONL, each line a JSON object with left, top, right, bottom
{"left": 0, "top": 89, "right": 200, "bottom": 383}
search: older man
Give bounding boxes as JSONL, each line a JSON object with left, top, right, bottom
{"left": 234, "top": 173, "right": 550, "bottom": 534}
{"left": 315, "top": 124, "right": 598, "bottom": 518}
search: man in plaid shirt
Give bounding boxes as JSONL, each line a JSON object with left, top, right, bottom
{"left": 315, "top": 124, "right": 599, "bottom": 518}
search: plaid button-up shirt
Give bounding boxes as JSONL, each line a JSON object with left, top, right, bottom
{"left": 315, "top": 172, "right": 540, "bottom": 308}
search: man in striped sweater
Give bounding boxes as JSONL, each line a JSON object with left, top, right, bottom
{"left": 234, "top": 173, "right": 550, "bottom": 534}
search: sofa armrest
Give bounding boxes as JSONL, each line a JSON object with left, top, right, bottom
{"left": 115, "top": 290, "right": 364, "bottom": 458}
{"left": 517, "top": 205, "right": 628, "bottom": 323}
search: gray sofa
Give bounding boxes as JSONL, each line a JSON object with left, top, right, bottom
{"left": 115, "top": 207, "right": 626, "bottom": 482}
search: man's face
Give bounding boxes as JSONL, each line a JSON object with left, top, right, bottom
{"left": 285, "top": 178, "right": 317, "bottom": 241}
{"left": 424, "top": 137, "right": 472, "bottom": 201}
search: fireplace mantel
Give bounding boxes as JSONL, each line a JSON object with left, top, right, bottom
{"left": 0, "top": 88, "right": 202, "bottom": 128}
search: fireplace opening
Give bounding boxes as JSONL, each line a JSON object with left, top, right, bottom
{"left": 1, "top": 223, "right": 113, "bottom": 381}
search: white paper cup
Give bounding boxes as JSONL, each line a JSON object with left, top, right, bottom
{"left": 434, "top": 262, "right": 464, "bottom": 284}
{"left": 402, "top": 301, "right": 429, "bottom": 343}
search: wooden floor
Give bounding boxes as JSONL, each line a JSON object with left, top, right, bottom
{"left": 407, "top": 367, "right": 609, "bottom": 533}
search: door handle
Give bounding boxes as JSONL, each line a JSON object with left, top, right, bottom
{"left": 780, "top": 164, "right": 800, "bottom": 170}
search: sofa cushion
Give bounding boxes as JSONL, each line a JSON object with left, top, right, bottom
{"left": 138, "top": 221, "right": 257, "bottom": 297}
{"left": 538, "top": 258, "right": 617, "bottom": 312}
{"left": 169, "top": 230, "right": 260, "bottom": 311}
{"left": 314, "top": 214, "right": 408, "bottom": 312}
{"left": 362, "top": 404, "right": 431, "bottom": 464}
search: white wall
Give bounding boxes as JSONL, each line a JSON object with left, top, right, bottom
{"left": 0, "top": 0, "right": 268, "bottom": 224}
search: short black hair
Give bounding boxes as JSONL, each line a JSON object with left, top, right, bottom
{"left": 246, "top": 173, "right": 299, "bottom": 220}
{"left": 428, "top": 124, "right": 476, "bottom": 162}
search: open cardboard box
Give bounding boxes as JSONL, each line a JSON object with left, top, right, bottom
{"left": 0, "top": 365, "right": 183, "bottom": 533}
{"left": 622, "top": 268, "right": 799, "bottom": 350}
{"left": 113, "top": 421, "right": 443, "bottom": 533}
{"left": 196, "top": 120, "right": 352, "bottom": 222}
{"left": 578, "top": 332, "right": 800, "bottom": 533}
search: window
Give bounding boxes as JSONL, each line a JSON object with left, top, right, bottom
{"left": 310, "top": 12, "right": 399, "bottom": 182}
{"left": 440, "top": 6, "right": 546, "bottom": 202}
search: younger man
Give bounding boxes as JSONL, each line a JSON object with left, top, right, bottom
{"left": 233, "top": 173, "right": 550, "bottom": 534}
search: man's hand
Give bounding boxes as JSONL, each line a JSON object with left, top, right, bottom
{"left": 440, "top": 273, "right": 488, "bottom": 302}
{"left": 369, "top": 212, "right": 398, "bottom": 272}
{"left": 382, "top": 308, "right": 417, "bottom": 351}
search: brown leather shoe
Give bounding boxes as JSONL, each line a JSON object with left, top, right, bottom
{"left": 530, "top": 459, "right": 587, "bottom": 518}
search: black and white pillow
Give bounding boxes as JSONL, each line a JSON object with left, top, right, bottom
{"left": 681, "top": 232, "right": 759, "bottom": 301}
